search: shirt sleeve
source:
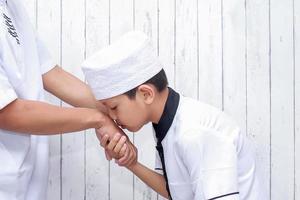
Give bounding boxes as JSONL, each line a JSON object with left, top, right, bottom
{"left": 35, "top": 34, "right": 56, "bottom": 74}
{"left": 176, "top": 129, "right": 240, "bottom": 200}
{"left": 0, "top": 65, "right": 17, "bottom": 110}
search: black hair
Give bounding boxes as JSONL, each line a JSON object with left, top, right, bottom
{"left": 124, "top": 69, "right": 168, "bottom": 99}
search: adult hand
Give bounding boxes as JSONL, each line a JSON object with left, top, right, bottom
{"left": 95, "top": 115, "right": 123, "bottom": 141}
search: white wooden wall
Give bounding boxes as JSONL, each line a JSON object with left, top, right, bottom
{"left": 23, "top": 0, "right": 299, "bottom": 199}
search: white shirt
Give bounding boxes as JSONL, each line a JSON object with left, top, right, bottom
{"left": 0, "top": 0, "right": 55, "bottom": 199}
{"left": 154, "top": 89, "right": 266, "bottom": 200}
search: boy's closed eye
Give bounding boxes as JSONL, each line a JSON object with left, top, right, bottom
{"left": 110, "top": 106, "right": 117, "bottom": 110}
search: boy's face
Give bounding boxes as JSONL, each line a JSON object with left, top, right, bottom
{"left": 100, "top": 91, "right": 150, "bottom": 132}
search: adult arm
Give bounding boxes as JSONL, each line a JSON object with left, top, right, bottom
{"left": 42, "top": 65, "right": 103, "bottom": 110}
{"left": 0, "top": 98, "right": 106, "bottom": 135}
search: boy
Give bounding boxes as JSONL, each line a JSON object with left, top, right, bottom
{"left": 82, "top": 31, "right": 265, "bottom": 200}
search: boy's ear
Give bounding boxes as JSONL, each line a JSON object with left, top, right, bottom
{"left": 137, "top": 84, "right": 155, "bottom": 104}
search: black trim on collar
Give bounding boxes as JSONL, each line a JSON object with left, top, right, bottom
{"left": 152, "top": 87, "right": 180, "bottom": 143}
{"left": 208, "top": 192, "right": 239, "bottom": 200}
{"left": 152, "top": 87, "right": 179, "bottom": 200}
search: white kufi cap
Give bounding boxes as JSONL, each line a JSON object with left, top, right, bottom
{"left": 82, "top": 31, "right": 163, "bottom": 100}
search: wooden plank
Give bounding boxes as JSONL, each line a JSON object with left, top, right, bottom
{"left": 222, "top": 0, "right": 247, "bottom": 133}
{"left": 198, "top": 0, "right": 222, "bottom": 109}
{"left": 158, "top": 0, "right": 175, "bottom": 88}
{"left": 175, "top": 0, "right": 198, "bottom": 99}
{"left": 294, "top": 0, "right": 299, "bottom": 198}
{"left": 245, "top": 0, "right": 270, "bottom": 198}
{"left": 61, "top": 0, "right": 86, "bottom": 199}
{"left": 133, "top": 1, "right": 158, "bottom": 199}
{"left": 36, "top": 0, "right": 62, "bottom": 199}
{"left": 157, "top": 0, "right": 175, "bottom": 199}
{"left": 109, "top": 0, "right": 134, "bottom": 199}
{"left": 85, "top": 0, "right": 110, "bottom": 199}
{"left": 270, "top": 0, "right": 294, "bottom": 199}
{"left": 110, "top": 0, "right": 134, "bottom": 40}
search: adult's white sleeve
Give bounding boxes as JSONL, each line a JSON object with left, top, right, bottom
{"left": 0, "top": 65, "right": 17, "bottom": 110}
{"left": 176, "top": 130, "right": 240, "bottom": 200}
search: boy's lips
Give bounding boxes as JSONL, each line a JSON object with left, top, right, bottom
{"left": 120, "top": 125, "right": 126, "bottom": 129}
{"left": 116, "top": 121, "right": 125, "bottom": 128}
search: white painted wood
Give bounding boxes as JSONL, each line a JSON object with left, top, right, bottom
{"left": 60, "top": 0, "right": 86, "bottom": 199}
{"left": 158, "top": 0, "right": 175, "bottom": 89}
{"left": 175, "top": 0, "right": 198, "bottom": 99}
{"left": 85, "top": 0, "right": 110, "bottom": 199}
{"left": 222, "top": 0, "right": 247, "bottom": 133}
{"left": 198, "top": 0, "right": 223, "bottom": 109}
{"left": 36, "top": 0, "right": 62, "bottom": 200}
{"left": 110, "top": 0, "right": 134, "bottom": 40}
{"left": 245, "top": 0, "right": 270, "bottom": 198}
{"left": 295, "top": 0, "right": 300, "bottom": 198}
{"left": 109, "top": 1, "right": 134, "bottom": 199}
{"left": 134, "top": 0, "right": 158, "bottom": 199}
{"left": 270, "top": 0, "right": 295, "bottom": 199}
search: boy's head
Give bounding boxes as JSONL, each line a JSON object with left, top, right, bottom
{"left": 82, "top": 31, "right": 168, "bottom": 132}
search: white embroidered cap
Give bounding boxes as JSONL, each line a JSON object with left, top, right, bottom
{"left": 82, "top": 31, "right": 163, "bottom": 100}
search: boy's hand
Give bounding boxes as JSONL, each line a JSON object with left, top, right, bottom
{"left": 99, "top": 132, "right": 138, "bottom": 167}
{"left": 101, "top": 133, "right": 127, "bottom": 160}
{"left": 118, "top": 139, "right": 137, "bottom": 167}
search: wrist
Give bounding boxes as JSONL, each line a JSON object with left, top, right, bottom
{"left": 126, "top": 161, "right": 139, "bottom": 171}
{"left": 86, "top": 109, "right": 107, "bottom": 129}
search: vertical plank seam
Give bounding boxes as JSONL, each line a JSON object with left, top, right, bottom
{"left": 293, "top": 0, "right": 296, "bottom": 199}
{"left": 35, "top": 0, "right": 38, "bottom": 29}
{"left": 157, "top": 0, "right": 160, "bottom": 57}
{"left": 268, "top": 0, "right": 272, "bottom": 198}
{"left": 245, "top": 0, "right": 248, "bottom": 136}
{"left": 196, "top": 0, "right": 199, "bottom": 100}
{"left": 109, "top": 0, "right": 111, "bottom": 45}
{"left": 133, "top": 0, "right": 135, "bottom": 30}
{"left": 221, "top": 0, "right": 224, "bottom": 111}
{"left": 174, "top": 0, "right": 177, "bottom": 90}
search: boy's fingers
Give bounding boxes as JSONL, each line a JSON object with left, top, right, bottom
{"left": 100, "top": 134, "right": 110, "bottom": 148}
{"left": 128, "top": 146, "right": 135, "bottom": 165}
{"left": 106, "top": 133, "right": 121, "bottom": 151}
{"left": 115, "top": 144, "right": 129, "bottom": 166}
{"left": 119, "top": 143, "right": 127, "bottom": 157}
{"left": 118, "top": 146, "right": 131, "bottom": 165}
{"left": 127, "top": 144, "right": 137, "bottom": 166}
{"left": 113, "top": 136, "right": 127, "bottom": 154}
